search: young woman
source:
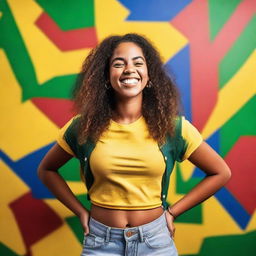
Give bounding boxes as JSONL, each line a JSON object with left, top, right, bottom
{"left": 38, "top": 33, "right": 231, "bottom": 256}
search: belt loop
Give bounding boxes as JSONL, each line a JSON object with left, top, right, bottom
{"left": 105, "top": 227, "right": 111, "bottom": 243}
{"left": 138, "top": 226, "right": 144, "bottom": 242}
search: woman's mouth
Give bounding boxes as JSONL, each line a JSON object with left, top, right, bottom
{"left": 120, "top": 78, "right": 140, "bottom": 86}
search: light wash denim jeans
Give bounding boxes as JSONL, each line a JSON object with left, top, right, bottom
{"left": 81, "top": 211, "right": 178, "bottom": 256}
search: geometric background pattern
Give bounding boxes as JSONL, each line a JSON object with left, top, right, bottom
{"left": 1, "top": 0, "right": 255, "bottom": 255}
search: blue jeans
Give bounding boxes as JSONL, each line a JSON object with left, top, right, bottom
{"left": 81, "top": 211, "right": 178, "bottom": 256}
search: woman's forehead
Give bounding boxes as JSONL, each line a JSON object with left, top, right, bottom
{"left": 111, "top": 42, "right": 145, "bottom": 60}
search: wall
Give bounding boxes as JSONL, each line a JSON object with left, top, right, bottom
{"left": 1, "top": 0, "right": 255, "bottom": 255}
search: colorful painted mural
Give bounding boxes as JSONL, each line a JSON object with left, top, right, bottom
{"left": 1, "top": 0, "right": 255, "bottom": 255}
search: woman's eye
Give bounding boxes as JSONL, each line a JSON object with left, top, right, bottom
{"left": 135, "top": 62, "right": 143, "bottom": 66}
{"left": 113, "top": 63, "right": 124, "bottom": 67}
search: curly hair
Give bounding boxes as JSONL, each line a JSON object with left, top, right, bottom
{"left": 73, "top": 33, "right": 181, "bottom": 145}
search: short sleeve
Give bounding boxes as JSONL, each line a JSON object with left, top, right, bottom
{"left": 180, "top": 116, "right": 203, "bottom": 161}
{"left": 56, "top": 117, "right": 76, "bottom": 156}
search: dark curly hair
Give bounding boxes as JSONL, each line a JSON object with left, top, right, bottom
{"left": 73, "top": 33, "right": 181, "bottom": 145}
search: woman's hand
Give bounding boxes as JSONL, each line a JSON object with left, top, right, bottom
{"left": 165, "top": 211, "right": 176, "bottom": 239}
{"left": 79, "top": 210, "right": 90, "bottom": 235}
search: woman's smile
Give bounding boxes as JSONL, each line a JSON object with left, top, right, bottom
{"left": 120, "top": 78, "right": 140, "bottom": 86}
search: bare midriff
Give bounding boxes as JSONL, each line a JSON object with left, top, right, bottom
{"left": 90, "top": 204, "right": 164, "bottom": 228}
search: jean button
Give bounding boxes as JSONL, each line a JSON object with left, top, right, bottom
{"left": 126, "top": 231, "right": 136, "bottom": 237}
{"left": 126, "top": 231, "right": 132, "bottom": 237}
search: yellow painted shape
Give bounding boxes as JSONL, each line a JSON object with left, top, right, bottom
{"left": 0, "top": 161, "right": 29, "bottom": 203}
{"left": 245, "top": 210, "right": 256, "bottom": 233}
{"left": 31, "top": 223, "right": 82, "bottom": 256}
{"left": 179, "top": 159, "right": 197, "bottom": 181}
{"left": 95, "top": 0, "right": 187, "bottom": 63}
{"left": 165, "top": 50, "right": 256, "bottom": 254}
{"left": 44, "top": 199, "right": 75, "bottom": 219}
{"left": 67, "top": 181, "right": 87, "bottom": 194}
{"left": 0, "top": 161, "right": 28, "bottom": 255}
{"left": 0, "top": 50, "right": 60, "bottom": 160}
{"left": 202, "top": 50, "right": 256, "bottom": 138}
{"left": 178, "top": 51, "right": 256, "bottom": 191}
{"left": 7, "top": 0, "right": 90, "bottom": 84}
{"left": 167, "top": 167, "right": 249, "bottom": 254}
{"left": 44, "top": 181, "right": 86, "bottom": 219}
{"left": 175, "top": 197, "right": 248, "bottom": 254}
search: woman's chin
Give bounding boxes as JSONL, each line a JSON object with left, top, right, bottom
{"left": 114, "top": 89, "right": 144, "bottom": 100}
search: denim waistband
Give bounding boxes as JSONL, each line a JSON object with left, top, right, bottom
{"left": 88, "top": 210, "right": 167, "bottom": 243}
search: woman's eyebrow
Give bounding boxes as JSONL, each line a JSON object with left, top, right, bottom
{"left": 132, "top": 56, "right": 145, "bottom": 61}
{"left": 111, "top": 57, "right": 125, "bottom": 64}
{"left": 111, "top": 56, "right": 145, "bottom": 64}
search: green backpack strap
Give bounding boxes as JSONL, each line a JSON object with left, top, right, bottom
{"left": 83, "top": 138, "right": 96, "bottom": 200}
{"left": 160, "top": 116, "right": 185, "bottom": 209}
{"left": 63, "top": 117, "right": 96, "bottom": 199}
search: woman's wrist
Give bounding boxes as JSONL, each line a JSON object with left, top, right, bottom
{"left": 77, "top": 208, "right": 89, "bottom": 218}
{"left": 167, "top": 207, "right": 177, "bottom": 219}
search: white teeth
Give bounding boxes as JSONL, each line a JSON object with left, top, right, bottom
{"left": 121, "top": 79, "right": 139, "bottom": 85}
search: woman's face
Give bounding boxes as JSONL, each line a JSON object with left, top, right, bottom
{"left": 109, "top": 42, "right": 149, "bottom": 100}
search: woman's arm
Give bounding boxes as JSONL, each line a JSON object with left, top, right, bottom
{"left": 168, "top": 141, "right": 231, "bottom": 218}
{"left": 37, "top": 143, "right": 90, "bottom": 234}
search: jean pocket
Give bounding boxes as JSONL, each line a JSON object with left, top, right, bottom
{"left": 83, "top": 233, "right": 106, "bottom": 249}
{"left": 145, "top": 228, "right": 174, "bottom": 249}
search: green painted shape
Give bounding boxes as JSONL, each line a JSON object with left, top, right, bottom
{"left": 0, "top": 0, "right": 77, "bottom": 101}
{"left": 0, "top": 0, "right": 38, "bottom": 100}
{"left": 22, "top": 74, "right": 77, "bottom": 100}
{"left": 199, "top": 230, "right": 256, "bottom": 256}
{"left": 0, "top": 243, "right": 21, "bottom": 256}
{"left": 36, "top": 0, "right": 94, "bottom": 30}
{"left": 220, "top": 95, "right": 256, "bottom": 157}
{"left": 174, "top": 205, "right": 202, "bottom": 224}
{"left": 59, "top": 158, "right": 81, "bottom": 181}
{"left": 66, "top": 215, "right": 84, "bottom": 244}
{"left": 180, "top": 231, "right": 256, "bottom": 256}
{"left": 219, "top": 15, "right": 256, "bottom": 89}
{"left": 171, "top": 164, "right": 203, "bottom": 224}
{"left": 208, "top": 0, "right": 242, "bottom": 41}
{"left": 176, "top": 164, "right": 203, "bottom": 194}
{"left": 76, "top": 194, "right": 92, "bottom": 211}
{"left": 65, "top": 194, "right": 91, "bottom": 244}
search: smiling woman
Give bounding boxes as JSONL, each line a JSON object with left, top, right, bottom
{"left": 109, "top": 42, "right": 149, "bottom": 121}
{"left": 38, "top": 33, "right": 231, "bottom": 256}
{"left": 109, "top": 42, "right": 148, "bottom": 101}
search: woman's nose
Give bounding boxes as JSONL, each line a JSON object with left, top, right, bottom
{"left": 124, "top": 69, "right": 134, "bottom": 74}
{"left": 123, "top": 63, "right": 135, "bottom": 74}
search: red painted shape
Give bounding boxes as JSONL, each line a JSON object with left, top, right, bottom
{"left": 212, "top": 0, "right": 256, "bottom": 57}
{"left": 35, "top": 12, "right": 98, "bottom": 51}
{"left": 9, "top": 192, "right": 63, "bottom": 255}
{"left": 171, "top": 0, "right": 256, "bottom": 131}
{"left": 225, "top": 136, "right": 256, "bottom": 214}
{"left": 32, "top": 98, "right": 76, "bottom": 127}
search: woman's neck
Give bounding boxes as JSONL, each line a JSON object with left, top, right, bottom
{"left": 112, "top": 97, "right": 143, "bottom": 124}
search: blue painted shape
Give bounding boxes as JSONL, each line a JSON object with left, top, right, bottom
{"left": 165, "top": 45, "right": 192, "bottom": 121}
{"left": 0, "top": 143, "right": 56, "bottom": 199}
{"left": 215, "top": 187, "right": 251, "bottom": 229}
{"left": 119, "top": 0, "right": 192, "bottom": 21}
{"left": 193, "top": 130, "right": 220, "bottom": 178}
{"left": 190, "top": 129, "right": 250, "bottom": 229}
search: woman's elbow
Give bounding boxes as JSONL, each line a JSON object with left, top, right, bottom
{"left": 37, "top": 164, "right": 46, "bottom": 181}
{"left": 221, "top": 165, "right": 232, "bottom": 185}
{"left": 37, "top": 162, "right": 54, "bottom": 181}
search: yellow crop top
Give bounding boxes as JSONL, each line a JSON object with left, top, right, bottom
{"left": 57, "top": 116, "right": 203, "bottom": 210}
